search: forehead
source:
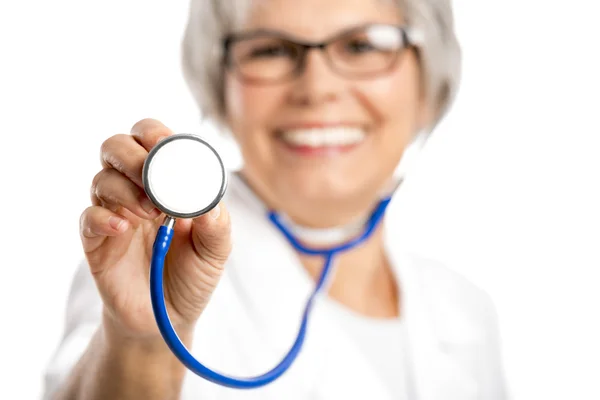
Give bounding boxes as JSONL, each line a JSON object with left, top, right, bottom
{"left": 233, "top": 0, "right": 402, "bottom": 40}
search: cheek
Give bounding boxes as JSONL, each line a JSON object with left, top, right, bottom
{"left": 362, "top": 65, "right": 421, "bottom": 132}
{"left": 352, "top": 55, "right": 423, "bottom": 178}
{"left": 364, "top": 58, "right": 423, "bottom": 160}
{"left": 225, "top": 75, "right": 282, "bottom": 133}
{"left": 224, "top": 75, "right": 286, "bottom": 178}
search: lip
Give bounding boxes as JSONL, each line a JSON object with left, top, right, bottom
{"left": 274, "top": 127, "right": 369, "bottom": 158}
{"left": 277, "top": 140, "right": 362, "bottom": 156}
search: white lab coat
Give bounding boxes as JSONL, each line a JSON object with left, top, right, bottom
{"left": 43, "top": 173, "right": 507, "bottom": 400}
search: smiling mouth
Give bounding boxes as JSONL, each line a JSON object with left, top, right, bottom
{"left": 277, "top": 126, "right": 367, "bottom": 155}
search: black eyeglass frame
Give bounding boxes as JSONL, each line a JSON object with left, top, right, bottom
{"left": 221, "top": 24, "right": 421, "bottom": 83}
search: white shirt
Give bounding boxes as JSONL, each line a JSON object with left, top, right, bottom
{"left": 42, "top": 172, "right": 508, "bottom": 400}
{"left": 324, "top": 299, "right": 411, "bottom": 398}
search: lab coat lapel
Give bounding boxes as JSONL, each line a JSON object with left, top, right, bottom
{"left": 385, "top": 223, "right": 479, "bottom": 400}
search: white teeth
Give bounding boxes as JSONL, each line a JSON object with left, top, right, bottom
{"left": 281, "top": 127, "right": 366, "bottom": 147}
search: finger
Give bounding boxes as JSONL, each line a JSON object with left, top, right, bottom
{"left": 190, "top": 203, "right": 232, "bottom": 268}
{"left": 80, "top": 206, "right": 129, "bottom": 253}
{"left": 100, "top": 134, "right": 148, "bottom": 188}
{"left": 91, "top": 168, "right": 161, "bottom": 220}
{"left": 130, "top": 118, "right": 174, "bottom": 152}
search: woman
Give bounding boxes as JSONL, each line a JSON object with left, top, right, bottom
{"left": 43, "top": 0, "right": 507, "bottom": 398}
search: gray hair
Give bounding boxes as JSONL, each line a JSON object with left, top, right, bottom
{"left": 181, "top": 0, "right": 461, "bottom": 133}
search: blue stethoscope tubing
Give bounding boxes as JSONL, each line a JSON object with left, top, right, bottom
{"left": 149, "top": 195, "right": 392, "bottom": 389}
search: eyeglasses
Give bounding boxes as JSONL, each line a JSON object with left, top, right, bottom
{"left": 222, "top": 24, "right": 421, "bottom": 84}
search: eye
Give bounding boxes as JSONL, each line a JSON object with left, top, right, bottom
{"left": 249, "top": 44, "right": 294, "bottom": 58}
{"left": 345, "top": 39, "right": 377, "bottom": 53}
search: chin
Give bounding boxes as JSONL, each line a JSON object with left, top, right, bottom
{"left": 280, "top": 166, "right": 358, "bottom": 193}
{"left": 274, "top": 171, "right": 383, "bottom": 219}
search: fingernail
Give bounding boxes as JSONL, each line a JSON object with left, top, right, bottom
{"left": 109, "top": 216, "right": 126, "bottom": 231}
{"left": 209, "top": 204, "right": 221, "bottom": 220}
{"left": 140, "top": 195, "right": 157, "bottom": 215}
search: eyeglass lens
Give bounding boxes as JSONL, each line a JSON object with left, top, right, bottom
{"left": 228, "top": 25, "right": 407, "bottom": 81}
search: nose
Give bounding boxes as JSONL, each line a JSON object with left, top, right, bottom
{"left": 287, "top": 49, "right": 346, "bottom": 107}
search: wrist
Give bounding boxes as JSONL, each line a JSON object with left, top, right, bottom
{"left": 100, "top": 319, "right": 194, "bottom": 389}
{"left": 101, "top": 312, "right": 195, "bottom": 356}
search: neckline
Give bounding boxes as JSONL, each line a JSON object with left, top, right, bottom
{"left": 229, "top": 171, "right": 401, "bottom": 247}
{"left": 320, "top": 295, "right": 404, "bottom": 327}
{"left": 227, "top": 171, "right": 405, "bottom": 324}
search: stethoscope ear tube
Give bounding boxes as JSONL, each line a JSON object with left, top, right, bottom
{"left": 149, "top": 194, "right": 393, "bottom": 388}
{"left": 150, "top": 217, "right": 337, "bottom": 389}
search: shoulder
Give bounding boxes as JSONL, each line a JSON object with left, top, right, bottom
{"left": 405, "top": 253, "right": 498, "bottom": 343}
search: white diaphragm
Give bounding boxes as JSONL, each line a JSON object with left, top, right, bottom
{"left": 142, "top": 134, "right": 227, "bottom": 218}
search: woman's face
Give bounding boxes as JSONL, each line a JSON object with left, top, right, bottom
{"left": 224, "top": 0, "right": 427, "bottom": 227}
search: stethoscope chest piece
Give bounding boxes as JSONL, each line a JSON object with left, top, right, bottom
{"left": 142, "top": 134, "right": 227, "bottom": 218}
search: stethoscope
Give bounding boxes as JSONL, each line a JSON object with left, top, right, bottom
{"left": 143, "top": 133, "right": 398, "bottom": 389}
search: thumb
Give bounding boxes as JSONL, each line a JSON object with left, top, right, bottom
{"left": 190, "top": 203, "right": 232, "bottom": 268}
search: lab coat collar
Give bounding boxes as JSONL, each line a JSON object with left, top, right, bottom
{"left": 225, "top": 172, "right": 479, "bottom": 400}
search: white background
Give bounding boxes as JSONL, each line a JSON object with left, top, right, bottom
{"left": 1, "top": 0, "right": 599, "bottom": 398}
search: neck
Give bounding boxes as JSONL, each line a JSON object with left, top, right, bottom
{"left": 299, "top": 224, "right": 400, "bottom": 319}
{"left": 232, "top": 170, "right": 400, "bottom": 318}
